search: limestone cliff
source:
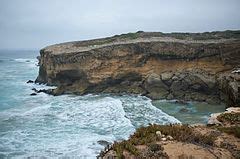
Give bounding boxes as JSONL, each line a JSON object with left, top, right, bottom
{"left": 36, "top": 30, "right": 240, "bottom": 106}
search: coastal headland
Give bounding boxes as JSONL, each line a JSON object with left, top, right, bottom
{"left": 36, "top": 30, "right": 240, "bottom": 107}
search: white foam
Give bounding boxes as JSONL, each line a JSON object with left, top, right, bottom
{"left": 27, "top": 83, "right": 57, "bottom": 90}
{"left": 0, "top": 94, "right": 137, "bottom": 158}
{"left": 117, "top": 95, "right": 180, "bottom": 127}
{"left": 13, "top": 58, "right": 38, "bottom": 68}
{"left": 14, "top": 58, "right": 37, "bottom": 63}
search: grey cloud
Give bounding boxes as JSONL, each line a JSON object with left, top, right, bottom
{"left": 0, "top": 0, "right": 240, "bottom": 49}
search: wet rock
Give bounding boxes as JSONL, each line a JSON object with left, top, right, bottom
{"left": 97, "top": 140, "right": 111, "bottom": 147}
{"left": 26, "top": 80, "right": 34, "bottom": 83}
{"left": 179, "top": 108, "right": 190, "bottom": 113}
{"left": 36, "top": 89, "right": 55, "bottom": 95}
{"left": 32, "top": 88, "right": 38, "bottom": 92}
{"left": 30, "top": 93, "right": 37, "bottom": 96}
{"left": 37, "top": 89, "right": 46, "bottom": 93}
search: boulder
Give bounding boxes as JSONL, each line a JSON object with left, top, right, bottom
{"left": 145, "top": 73, "right": 169, "bottom": 99}
{"left": 161, "top": 72, "right": 174, "bottom": 85}
{"left": 170, "top": 80, "right": 188, "bottom": 98}
{"left": 161, "top": 72, "right": 174, "bottom": 81}
{"left": 156, "top": 131, "right": 162, "bottom": 137}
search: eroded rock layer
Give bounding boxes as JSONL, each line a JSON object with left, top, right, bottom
{"left": 36, "top": 31, "right": 240, "bottom": 106}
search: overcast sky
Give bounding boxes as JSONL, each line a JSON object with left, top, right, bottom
{"left": 0, "top": 0, "right": 240, "bottom": 49}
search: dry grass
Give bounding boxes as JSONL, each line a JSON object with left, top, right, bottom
{"left": 218, "top": 126, "right": 240, "bottom": 138}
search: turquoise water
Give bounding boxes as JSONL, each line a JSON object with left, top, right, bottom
{"left": 152, "top": 100, "right": 225, "bottom": 125}
{"left": 0, "top": 50, "right": 225, "bottom": 158}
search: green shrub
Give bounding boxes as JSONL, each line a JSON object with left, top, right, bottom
{"left": 113, "top": 140, "right": 139, "bottom": 157}
{"left": 148, "top": 143, "right": 163, "bottom": 152}
{"left": 120, "top": 33, "right": 139, "bottom": 39}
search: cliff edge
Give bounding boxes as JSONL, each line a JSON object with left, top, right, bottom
{"left": 36, "top": 30, "right": 240, "bottom": 106}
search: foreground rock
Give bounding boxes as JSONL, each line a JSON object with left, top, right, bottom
{"left": 36, "top": 30, "right": 240, "bottom": 106}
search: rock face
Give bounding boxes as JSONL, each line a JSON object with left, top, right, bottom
{"left": 36, "top": 31, "right": 240, "bottom": 106}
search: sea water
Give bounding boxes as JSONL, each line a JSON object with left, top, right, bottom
{"left": 0, "top": 50, "right": 225, "bottom": 158}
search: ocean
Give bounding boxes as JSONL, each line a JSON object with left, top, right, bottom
{"left": 0, "top": 50, "right": 225, "bottom": 158}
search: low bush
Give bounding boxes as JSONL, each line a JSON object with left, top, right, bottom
{"left": 113, "top": 124, "right": 217, "bottom": 158}
{"left": 217, "top": 113, "right": 240, "bottom": 124}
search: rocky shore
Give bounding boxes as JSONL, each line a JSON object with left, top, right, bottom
{"left": 36, "top": 30, "right": 240, "bottom": 106}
